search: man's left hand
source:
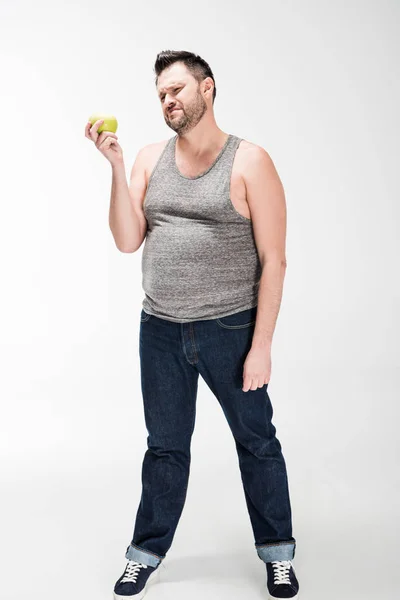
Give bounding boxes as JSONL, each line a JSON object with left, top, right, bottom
{"left": 242, "top": 346, "right": 271, "bottom": 392}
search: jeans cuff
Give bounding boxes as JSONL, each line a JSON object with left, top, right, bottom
{"left": 255, "top": 539, "right": 296, "bottom": 562}
{"left": 125, "top": 543, "right": 164, "bottom": 568}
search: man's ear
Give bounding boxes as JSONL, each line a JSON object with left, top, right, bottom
{"left": 203, "top": 77, "right": 213, "bottom": 97}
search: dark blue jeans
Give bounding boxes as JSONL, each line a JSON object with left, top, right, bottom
{"left": 125, "top": 305, "right": 296, "bottom": 568}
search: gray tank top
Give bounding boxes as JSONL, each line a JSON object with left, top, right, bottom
{"left": 141, "top": 133, "right": 262, "bottom": 322}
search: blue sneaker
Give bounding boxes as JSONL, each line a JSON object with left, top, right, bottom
{"left": 113, "top": 560, "right": 160, "bottom": 599}
{"left": 266, "top": 560, "right": 299, "bottom": 598}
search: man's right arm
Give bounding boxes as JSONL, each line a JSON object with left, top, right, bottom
{"left": 109, "top": 147, "right": 149, "bottom": 253}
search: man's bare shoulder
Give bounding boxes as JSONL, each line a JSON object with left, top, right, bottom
{"left": 141, "top": 138, "right": 170, "bottom": 155}
{"left": 237, "top": 138, "right": 273, "bottom": 162}
{"left": 236, "top": 138, "right": 280, "bottom": 180}
{"left": 139, "top": 139, "right": 171, "bottom": 182}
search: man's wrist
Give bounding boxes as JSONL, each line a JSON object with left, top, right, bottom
{"left": 251, "top": 337, "right": 272, "bottom": 350}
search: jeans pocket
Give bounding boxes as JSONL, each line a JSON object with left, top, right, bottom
{"left": 140, "top": 309, "right": 152, "bottom": 322}
{"left": 216, "top": 306, "right": 257, "bottom": 329}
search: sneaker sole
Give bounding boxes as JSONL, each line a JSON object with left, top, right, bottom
{"left": 268, "top": 593, "right": 299, "bottom": 600}
{"left": 113, "top": 567, "right": 160, "bottom": 600}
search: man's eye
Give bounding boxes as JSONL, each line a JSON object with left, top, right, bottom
{"left": 160, "top": 88, "right": 180, "bottom": 101}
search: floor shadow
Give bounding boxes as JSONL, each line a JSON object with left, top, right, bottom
{"left": 158, "top": 551, "right": 263, "bottom": 586}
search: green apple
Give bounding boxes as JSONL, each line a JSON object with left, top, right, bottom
{"left": 88, "top": 113, "right": 118, "bottom": 133}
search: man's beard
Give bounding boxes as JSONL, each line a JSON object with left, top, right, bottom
{"left": 164, "top": 91, "right": 207, "bottom": 134}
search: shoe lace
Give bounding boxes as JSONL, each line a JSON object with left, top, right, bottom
{"left": 271, "top": 560, "right": 292, "bottom": 585}
{"left": 120, "top": 560, "right": 148, "bottom": 583}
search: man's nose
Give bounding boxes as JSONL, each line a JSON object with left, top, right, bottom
{"left": 164, "top": 95, "right": 175, "bottom": 109}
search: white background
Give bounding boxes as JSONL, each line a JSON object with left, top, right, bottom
{"left": 1, "top": 0, "right": 399, "bottom": 598}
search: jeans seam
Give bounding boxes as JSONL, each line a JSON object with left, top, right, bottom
{"left": 256, "top": 541, "right": 295, "bottom": 547}
{"left": 216, "top": 319, "right": 256, "bottom": 329}
{"left": 188, "top": 323, "right": 199, "bottom": 363}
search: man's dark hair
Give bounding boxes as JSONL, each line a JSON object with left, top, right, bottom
{"left": 154, "top": 50, "right": 217, "bottom": 104}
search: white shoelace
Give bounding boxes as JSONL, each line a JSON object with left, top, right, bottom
{"left": 120, "top": 560, "right": 148, "bottom": 583}
{"left": 271, "top": 560, "right": 292, "bottom": 585}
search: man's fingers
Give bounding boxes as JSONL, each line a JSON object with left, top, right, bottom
{"left": 242, "top": 375, "right": 254, "bottom": 392}
{"left": 242, "top": 375, "right": 265, "bottom": 392}
{"left": 96, "top": 131, "right": 118, "bottom": 148}
{"left": 85, "top": 120, "right": 118, "bottom": 146}
{"left": 88, "top": 119, "right": 104, "bottom": 141}
{"left": 96, "top": 131, "right": 118, "bottom": 146}
{"left": 98, "top": 135, "right": 118, "bottom": 150}
{"left": 85, "top": 122, "right": 93, "bottom": 139}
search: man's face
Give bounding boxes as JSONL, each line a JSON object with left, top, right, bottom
{"left": 157, "top": 62, "right": 208, "bottom": 134}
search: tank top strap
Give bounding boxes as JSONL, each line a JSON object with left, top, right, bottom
{"left": 217, "top": 134, "right": 243, "bottom": 195}
{"left": 161, "top": 135, "right": 177, "bottom": 171}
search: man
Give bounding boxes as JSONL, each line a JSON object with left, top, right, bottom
{"left": 85, "top": 49, "right": 299, "bottom": 600}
